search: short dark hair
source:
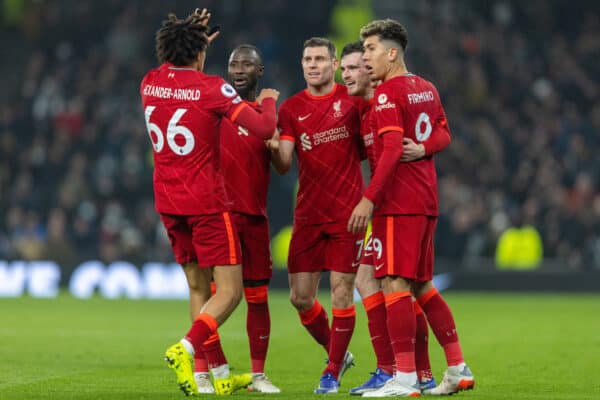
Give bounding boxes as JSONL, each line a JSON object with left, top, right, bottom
{"left": 155, "top": 13, "right": 209, "bottom": 66}
{"left": 360, "top": 19, "right": 408, "bottom": 51}
{"left": 303, "top": 37, "right": 337, "bottom": 59}
{"left": 232, "top": 44, "right": 263, "bottom": 65}
{"left": 341, "top": 41, "right": 364, "bottom": 58}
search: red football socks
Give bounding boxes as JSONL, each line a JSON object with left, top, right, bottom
{"left": 185, "top": 313, "right": 218, "bottom": 353}
{"left": 385, "top": 291, "right": 416, "bottom": 373}
{"left": 418, "top": 288, "right": 464, "bottom": 366}
{"left": 324, "top": 305, "right": 356, "bottom": 379}
{"left": 414, "top": 301, "right": 433, "bottom": 380}
{"left": 298, "top": 300, "right": 330, "bottom": 352}
{"left": 362, "top": 292, "right": 394, "bottom": 374}
{"left": 201, "top": 332, "right": 228, "bottom": 369}
{"left": 245, "top": 286, "right": 270, "bottom": 373}
{"left": 194, "top": 353, "right": 209, "bottom": 373}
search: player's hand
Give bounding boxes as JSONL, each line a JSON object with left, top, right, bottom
{"left": 400, "top": 137, "right": 425, "bottom": 162}
{"left": 265, "top": 131, "right": 280, "bottom": 151}
{"left": 348, "top": 197, "right": 374, "bottom": 234}
{"left": 256, "top": 89, "right": 280, "bottom": 104}
{"left": 191, "top": 8, "right": 220, "bottom": 44}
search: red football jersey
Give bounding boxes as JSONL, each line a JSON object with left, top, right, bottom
{"left": 140, "top": 63, "right": 245, "bottom": 215}
{"left": 360, "top": 97, "right": 378, "bottom": 176}
{"left": 371, "top": 73, "right": 448, "bottom": 216}
{"left": 220, "top": 101, "right": 270, "bottom": 216}
{"left": 278, "top": 84, "right": 364, "bottom": 224}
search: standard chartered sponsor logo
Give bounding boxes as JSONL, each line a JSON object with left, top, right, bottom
{"left": 299, "top": 126, "right": 349, "bottom": 151}
{"left": 312, "top": 126, "right": 349, "bottom": 145}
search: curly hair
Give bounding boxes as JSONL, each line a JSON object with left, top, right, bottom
{"left": 155, "top": 12, "right": 209, "bottom": 66}
{"left": 360, "top": 19, "right": 408, "bottom": 51}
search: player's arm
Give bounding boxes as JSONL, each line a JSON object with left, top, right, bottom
{"left": 400, "top": 119, "right": 451, "bottom": 161}
{"left": 267, "top": 104, "right": 295, "bottom": 174}
{"left": 348, "top": 86, "right": 404, "bottom": 233}
{"left": 348, "top": 130, "right": 404, "bottom": 233}
{"left": 401, "top": 86, "right": 452, "bottom": 162}
{"left": 267, "top": 131, "right": 294, "bottom": 175}
{"left": 229, "top": 90, "right": 278, "bottom": 139}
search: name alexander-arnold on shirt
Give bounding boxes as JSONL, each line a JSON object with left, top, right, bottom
{"left": 143, "top": 84, "right": 201, "bottom": 101}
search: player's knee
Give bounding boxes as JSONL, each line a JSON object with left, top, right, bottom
{"left": 331, "top": 289, "right": 353, "bottom": 309}
{"left": 354, "top": 276, "right": 369, "bottom": 296}
{"left": 289, "top": 291, "right": 313, "bottom": 311}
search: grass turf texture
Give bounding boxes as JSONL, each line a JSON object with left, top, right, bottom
{"left": 1, "top": 292, "right": 599, "bottom": 399}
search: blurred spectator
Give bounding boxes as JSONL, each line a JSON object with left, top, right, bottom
{"left": 0, "top": 0, "right": 597, "bottom": 270}
{"left": 495, "top": 209, "right": 543, "bottom": 270}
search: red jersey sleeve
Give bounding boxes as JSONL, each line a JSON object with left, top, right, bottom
{"left": 421, "top": 86, "right": 451, "bottom": 155}
{"left": 374, "top": 85, "right": 404, "bottom": 136}
{"left": 277, "top": 102, "right": 296, "bottom": 142}
{"left": 231, "top": 98, "right": 277, "bottom": 139}
{"left": 205, "top": 78, "right": 244, "bottom": 116}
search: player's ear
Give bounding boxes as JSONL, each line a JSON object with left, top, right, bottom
{"left": 387, "top": 47, "right": 398, "bottom": 62}
{"left": 258, "top": 64, "right": 265, "bottom": 77}
{"left": 332, "top": 57, "right": 340, "bottom": 70}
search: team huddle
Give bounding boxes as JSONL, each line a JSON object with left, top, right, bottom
{"left": 140, "top": 8, "right": 474, "bottom": 398}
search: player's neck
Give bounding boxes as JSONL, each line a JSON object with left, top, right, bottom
{"left": 306, "top": 80, "right": 335, "bottom": 97}
{"left": 242, "top": 88, "right": 257, "bottom": 102}
{"left": 363, "top": 87, "right": 374, "bottom": 101}
{"left": 383, "top": 62, "right": 408, "bottom": 82}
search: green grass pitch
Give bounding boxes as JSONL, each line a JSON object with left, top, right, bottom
{"left": 1, "top": 291, "right": 599, "bottom": 399}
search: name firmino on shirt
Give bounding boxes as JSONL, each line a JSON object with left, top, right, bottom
{"left": 407, "top": 91, "right": 434, "bottom": 104}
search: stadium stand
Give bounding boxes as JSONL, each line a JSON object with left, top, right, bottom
{"left": 0, "top": 0, "right": 598, "bottom": 271}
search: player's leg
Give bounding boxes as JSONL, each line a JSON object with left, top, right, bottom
{"left": 315, "top": 224, "right": 361, "bottom": 394}
{"left": 289, "top": 270, "right": 328, "bottom": 347}
{"left": 413, "top": 300, "right": 436, "bottom": 392}
{"left": 363, "top": 216, "right": 421, "bottom": 398}
{"left": 238, "top": 214, "right": 281, "bottom": 393}
{"left": 315, "top": 270, "right": 355, "bottom": 393}
{"left": 207, "top": 264, "right": 252, "bottom": 394}
{"left": 288, "top": 224, "right": 331, "bottom": 351}
{"left": 349, "top": 255, "right": 394, "bottom": 395}
{"left": 180, "top": 263, "right": 218, "bottom": 394}
{"left": 163, "top": 212, "right": 244, "bottom": 396}
{"left": 413, "top": 216, "right": 474, "bottom": 395}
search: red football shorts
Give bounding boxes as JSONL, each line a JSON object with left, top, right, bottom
{"left": 231, "top": 213, "right": 272, "bottom": 281}
{"left": 371, "top": 215, "right": 437, "bottom": 281}
{"left": 287, "top": 221, "right": 362, "bottom": 274}
{"left": 360, "top": 231, "right": 375, "bottom": 266}
{"left": 160, "top": 212, "right": 241, "bottom": 267}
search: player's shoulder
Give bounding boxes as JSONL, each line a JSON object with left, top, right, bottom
{"left": 279, "top": 90, "right": 305, "bottom": 112}
{"left": 141, "top": 63, "right": 168, "bottom": 86}
{"left": 198, "top": 72, "right": 228, "bottom": 91}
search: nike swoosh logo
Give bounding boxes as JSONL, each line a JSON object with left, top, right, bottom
{"left": 298, "top": 113, "right": 311, "bottom": 121}
{"left": 351, "top": 262, "right": 360, "bottom": 267}
{"left": 375, "top": 264, "right": 384, "bottom": 270}
{"left": 259, "top": 335, "right": 269, "bottom": 340}
{"left": 335, "top": 328, "right": 352, "bottom": 332}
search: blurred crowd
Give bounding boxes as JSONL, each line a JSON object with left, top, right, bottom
{"left": 0, "top": 0, "right": 598, "bottom": 270}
